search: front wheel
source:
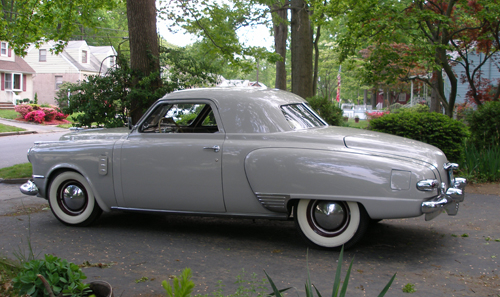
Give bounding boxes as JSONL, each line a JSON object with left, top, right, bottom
{"left": 294, "top": 200, "right": 368, "bottom": 249}
{"left": 48, "top": 171, "right": 102, "bottom": 226}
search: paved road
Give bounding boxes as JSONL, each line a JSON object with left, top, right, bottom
{"left": 0, "top": 183, "right": 498, "bottom": 297}
{"left": 0, "top": 119, "right": 68, "bottom": 168}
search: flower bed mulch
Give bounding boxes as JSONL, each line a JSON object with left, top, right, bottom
{"left": 14, "top": 117, "right": 71, "bottom": 126}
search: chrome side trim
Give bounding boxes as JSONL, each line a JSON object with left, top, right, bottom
{"left": 33, "top": 175, "right": 45, "bottom": 179}
{"left": 255, "top": 194, "right": 290, "bottom": 213}
{"left": 110, "top": 206, "right": 288, "bottom": 219}
{"left": 20, "top": 180, "right": 39, "bottom": 196}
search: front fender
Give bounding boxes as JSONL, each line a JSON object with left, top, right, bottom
{"left": 40, "top": 164, "right": 112, "bottom": 212}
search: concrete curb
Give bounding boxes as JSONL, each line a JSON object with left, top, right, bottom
{"left": 0, "top": 178, "right": 29, "bottom": 184}
{"left": 0, "top": 131, "right": 38, "bottom": 137}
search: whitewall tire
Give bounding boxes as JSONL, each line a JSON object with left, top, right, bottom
{"left": 294, "top": 199, "right": 368, "bottom": 249}
{"left": 48, "top": 171, "right": 102, "bottom": 226}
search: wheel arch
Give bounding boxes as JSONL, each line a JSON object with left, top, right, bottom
{"left": 45, "top": 165, "right": 111, "bottom": 212}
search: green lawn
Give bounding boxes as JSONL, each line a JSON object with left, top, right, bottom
{"left": 0, "top": 109, "right": 20, "bottom": 119}
{"left": 0, "top": 163, "right": 32, "bottom": 179}
{"left": 346, "top": 118, "right": 369, "bottom": 129}
{"left": 0, "top": 123, "right": 25, "bottom": 133}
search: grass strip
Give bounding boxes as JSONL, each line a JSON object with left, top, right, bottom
{"left": 0, "top": 123, "right": 25, "bottom": 133}
{"left": 0, "top": 163, "right": 32, "bottom": 179}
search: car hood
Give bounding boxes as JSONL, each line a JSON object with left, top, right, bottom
{"left": 58, "top": 127, "right": 130, "bottom": 141}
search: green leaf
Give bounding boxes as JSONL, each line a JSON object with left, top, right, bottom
{"left": 377, "top": 273, "right": 397, "bottom": 297}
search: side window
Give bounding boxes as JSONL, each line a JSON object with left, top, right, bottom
{"left": 140, "top": 102, "right": 219, "bottom": 133}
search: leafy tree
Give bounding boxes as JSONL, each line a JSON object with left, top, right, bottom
{"left": 69, "top": 4, "right": 130, "bottom": 59}
{"left": 327, "top": 0, "right": 500, "bottom": 116}
{"left": 0, "top": 0, "right": 117, "bottom": 54}
{"left": 56, "top": 50, "right": 218, "bottom": 128}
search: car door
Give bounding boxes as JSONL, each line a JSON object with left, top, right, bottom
{"left": 118, "top": 100, "right": 226, "bottom": 212}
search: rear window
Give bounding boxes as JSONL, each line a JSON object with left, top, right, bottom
{"left": 281, "top": 103, "right": 327, "bottom": 130}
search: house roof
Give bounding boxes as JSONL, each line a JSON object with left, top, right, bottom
{"left": 58, "top": 42, "right": 113, "bottom": 74}
{"left": 0, "top": 55, "right": 35, "bottom": 74}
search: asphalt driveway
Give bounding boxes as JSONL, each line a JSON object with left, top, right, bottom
{"left": 0, "top": 182, "right": 498, "bottom": 297}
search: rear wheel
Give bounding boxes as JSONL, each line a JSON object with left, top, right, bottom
{"left": 48, "top": 171, "right": 102, "bottom": 226}
{"left": 294, "top": 199, "right": 368, "bottom": 249}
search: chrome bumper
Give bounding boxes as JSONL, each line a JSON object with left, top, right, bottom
{"left": 421, "top": 177, "right": 467, "bottom": 221}
{"left": 20, "top": 180, "right": 39, "bottom": 196}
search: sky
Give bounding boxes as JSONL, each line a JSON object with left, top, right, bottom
{"left": 155, "top": 0, "right": 273, "bottom": 50}
{"left": 157, "top": 22, "right": 273, "bottom": 49}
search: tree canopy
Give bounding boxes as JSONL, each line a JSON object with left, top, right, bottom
{"left": 0, "top": 0, "right": 118, "bottom": 54}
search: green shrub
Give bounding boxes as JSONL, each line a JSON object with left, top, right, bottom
{"left": 306, "top": 95, "right": 345, "bottom": 126}
{"left": 369, "top": 112, "right": 469, "bottom": 162}
{"left": 458, "top": 141, "right": 500, "bottom": 182}
{"left": 467, "top": 101, "right": 500, "bottom": 149}
{"left": 12, "top": 254, "right": 91, "bottom": 297}
{"left": 391, "top": 104, "right": 429, "bottom": 114}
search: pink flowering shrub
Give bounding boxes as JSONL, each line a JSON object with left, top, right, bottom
{"left": 41, "top": 107, "right": 57, "bottom": 121}
{"left": 55, "top": 112, "right": 69, "bottom": 120}
{"left": 14, "top": 104, "right": 34, "bottom": 118}
{"left": 366, "top": 110, "right": 390, "bottom": 120}
{"left": 24, "top": 110, "right": 46, "bottom": 124}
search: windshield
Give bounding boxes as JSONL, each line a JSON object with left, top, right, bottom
{"left": 281, "top": 103, "right": 327, "bottom": 130}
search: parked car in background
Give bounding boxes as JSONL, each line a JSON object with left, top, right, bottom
{"left": 20, "top": 88, "right": 467, "bottom": 249}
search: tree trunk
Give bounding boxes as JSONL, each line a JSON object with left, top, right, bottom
{"left": 290, "top": 0, "right": 313, "bottom": 99}
{"left": 312, "top": 24, "right": 321, "bottom": 97}
{"left": 372, "top": 89, "right": 377, "bottom": 109}
{"left": 429, "top": 70, "right": 441, "bottom": 113}
{"left": 127, "top": 0, "right": 160, "bottom": 123}
{"left": 272, "top": 2, "right": 288, "bottom": 91}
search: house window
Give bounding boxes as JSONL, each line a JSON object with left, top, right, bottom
{"left": 39, "top": 49, "right": 47, "bottom": 62}
{"left": 82, "top": 50, "right": 88, "bottom": 63}
{"left": 1, "top": 42, "right": 7, "bottom": 56}
{"left": 109, "top": 56, "right": 115, "bottom": 67}
{"left": 13, "top": 73, "right": 21, "bottom": 90}
{"left": 55, "top": 76, "right": 63, "bottom": 90}
{"left": 4, "top": 73, "right": 12, "bottom": 90}
{"left": 4, "top": 73, "right": 22, "bottom": 91}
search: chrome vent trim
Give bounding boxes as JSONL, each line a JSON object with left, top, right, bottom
{"left": 256, "top": 194, "right": 290, "bottom": 213}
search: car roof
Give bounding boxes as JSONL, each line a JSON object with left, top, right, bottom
{"left": 161, "top": 87, "right": 305, "bottom": 105}
{"left": 157, "top": 87, "right": 308, "bottom": 133}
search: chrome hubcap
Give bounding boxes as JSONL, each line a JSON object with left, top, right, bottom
{"left": 313, "top": 201, "right": 346, "bottom": 231}
{"left": 57, "top": 180, "right": 88, "bottom": 215}
{"left": 62, "top": 185, "right": 86, "bottom": 211}
{"left": 307, "top": 201, "right": 350, "bottom": 237}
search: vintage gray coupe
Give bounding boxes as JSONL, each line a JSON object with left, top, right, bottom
{"left": 20, "top": 87, "right": 467, "bottom": 249}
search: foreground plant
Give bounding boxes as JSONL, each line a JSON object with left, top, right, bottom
{"left": 265, "top": 246, "right": 396, "bottom": 297}
{"left": 12, "top": 254, "right": 91, "bottom": 297}
{"left": 162, "top": 268, "right": 195, "bottom": 297}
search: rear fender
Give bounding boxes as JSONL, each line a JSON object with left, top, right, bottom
{"left": 244, "top": 148, "right": 436, "bottom": 219}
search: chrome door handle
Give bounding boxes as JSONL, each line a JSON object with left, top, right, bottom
{"left": 203, "top": 145, "right": 220, "bottom": 153}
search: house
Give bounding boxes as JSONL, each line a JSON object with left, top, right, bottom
{"left": 24, "top": 40, "right": 117, "bottom": 105}
{"left": 446, "top": 51, "right": 500, "bottom": 105}
{"left": 0, "top": 41, "right": 36, "bottom": 108}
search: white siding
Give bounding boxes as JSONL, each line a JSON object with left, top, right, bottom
{"left": 25, "top": 44, "right": 79, "bottom": 74}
